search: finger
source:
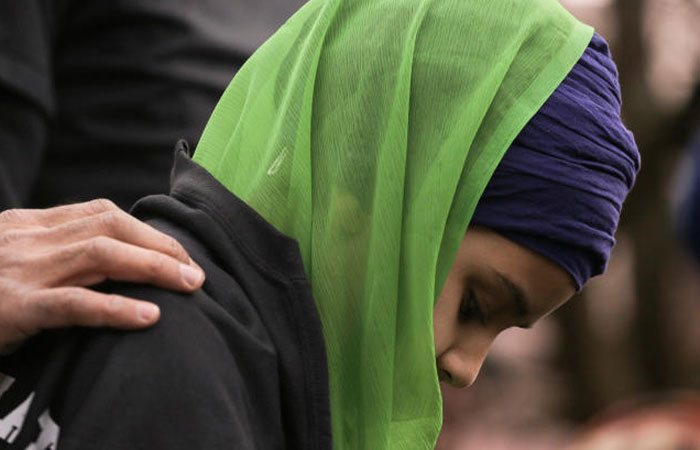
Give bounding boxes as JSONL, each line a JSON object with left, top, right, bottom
{"left": 0, "top": 199, "right": 120, "bottom": 227}
{"left": 26, "top": 287, "right": 161, "bottom": 331}
{"left": 32, "top": 209, "right": 193, "bottom": 265}
{"left": 44, "top": 237, "right": 204, "bottom": 291}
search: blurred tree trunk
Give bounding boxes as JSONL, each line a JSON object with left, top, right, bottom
{"left": 615, "top": 0, "right": 672, "bottom": 389}
{"left": 559, "top": 0, "right": 700, "bottom": 421}
{"left": 616, "top": 0, "right": 700, "bottom": 389}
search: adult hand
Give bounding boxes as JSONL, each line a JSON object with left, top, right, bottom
{"left": 0, "top": 199, "right": 205, "bottom": 354}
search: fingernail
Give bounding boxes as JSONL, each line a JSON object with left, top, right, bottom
{"left": 137, "top": 303, "right": 160, "bottom": 323}
{"left": 180, "top": 263, "right": 203, "bottom": 288}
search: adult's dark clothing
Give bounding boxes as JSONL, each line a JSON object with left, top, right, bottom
{"left": 0, "top": 143, "right": 332, "bottom": 449}
{"left": 0, "top": 0, "right": 305, "bottom": 210}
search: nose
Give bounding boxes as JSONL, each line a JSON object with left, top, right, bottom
{"left": 437, "top": 347, "right": 489, "bottom": 389}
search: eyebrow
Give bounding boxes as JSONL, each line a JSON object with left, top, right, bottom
{"left": 493, "top": 270, "right": 533, "bottom": 329}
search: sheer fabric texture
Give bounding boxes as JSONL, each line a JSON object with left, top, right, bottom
{"left": 194, "top": 1, "right": 593, "bottom": 448}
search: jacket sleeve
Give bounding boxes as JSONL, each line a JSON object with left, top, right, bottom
{"left": 54, "top": 284, "right": 285, "bottom": 450}
{"left": 0, "top": 2, "right": 53, "bottom": 209}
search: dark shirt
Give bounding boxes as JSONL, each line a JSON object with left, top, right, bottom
{"left": 0, "top": 143, "right": 331, "bottom": 449}
{"left": 0, "top": 0, "right": 305, "bottom": 210}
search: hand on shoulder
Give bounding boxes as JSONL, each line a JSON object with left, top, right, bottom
{"left": 0, "top": 199, "right": 205, "bottom": 354}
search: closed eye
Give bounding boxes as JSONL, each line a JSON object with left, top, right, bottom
{"left": 459, "top": 289, "right": 485, "bottom": 325}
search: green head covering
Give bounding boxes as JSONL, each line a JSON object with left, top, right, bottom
{"left": 194, "top": 1, "right": 592, "bottom": 448}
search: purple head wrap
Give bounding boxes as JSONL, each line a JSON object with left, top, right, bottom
{"left": 471, "top": 33, "right": 641, "bottom": 290}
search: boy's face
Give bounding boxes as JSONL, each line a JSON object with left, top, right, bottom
{"left": 433, "top": 226, "right": 576, "bottom": 388}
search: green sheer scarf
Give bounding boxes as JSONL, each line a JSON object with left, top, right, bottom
{"left": 193, "top": 1, "right": 592, "bottom": 448}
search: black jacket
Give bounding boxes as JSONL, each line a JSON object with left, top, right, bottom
{"left": 0, "top": 0, "right": 305, "bottom": 210}
{"left": 0, "top": 144, "right": 332, "bottom": 449}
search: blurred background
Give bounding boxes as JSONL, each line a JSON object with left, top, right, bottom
{"left": 438, "top": 0, "right": 700, "bottom": 448}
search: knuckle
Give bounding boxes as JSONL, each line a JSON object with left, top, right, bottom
{"left": 103, "top": 295, "right": 125, "bottom": 317}
{"left": 84, "top": 236, "right": 112, "bottom": 262}
{"left": 0, "top": 228, "right": 28, "bottom": 247}
{"left": 96, "top": 211, "right": 124, "bottom": 233}
{"left": 4, "top": 283, "right": 31, "bottom": 311}
{"left": 0, "top": 208, "right": 24, "bottom": 224}
{"left": 56, "top": 289, "right": 79, "bottom": 312}
{"left": 0, "top": 247, "right": 25, "bottom": 270}
{"left": 34, "top": 289, "right": 72, "bottom": 318}
{"left": 166, "top": 236, "right": 186, "bottom": 259}
{"left": 50, "top": 242, "right": 83, "bottom": 265}
{"left": 35, "top": 288, "right": 112, "bottom": 326}
{"left": 87, "top": 198, "right": 118, "bottom": 215}
{"left": 0, "top": 230, "right": 40, "bottom": 270}
{"left": 147, "top": 254, "right": 171, "bottom": 279}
